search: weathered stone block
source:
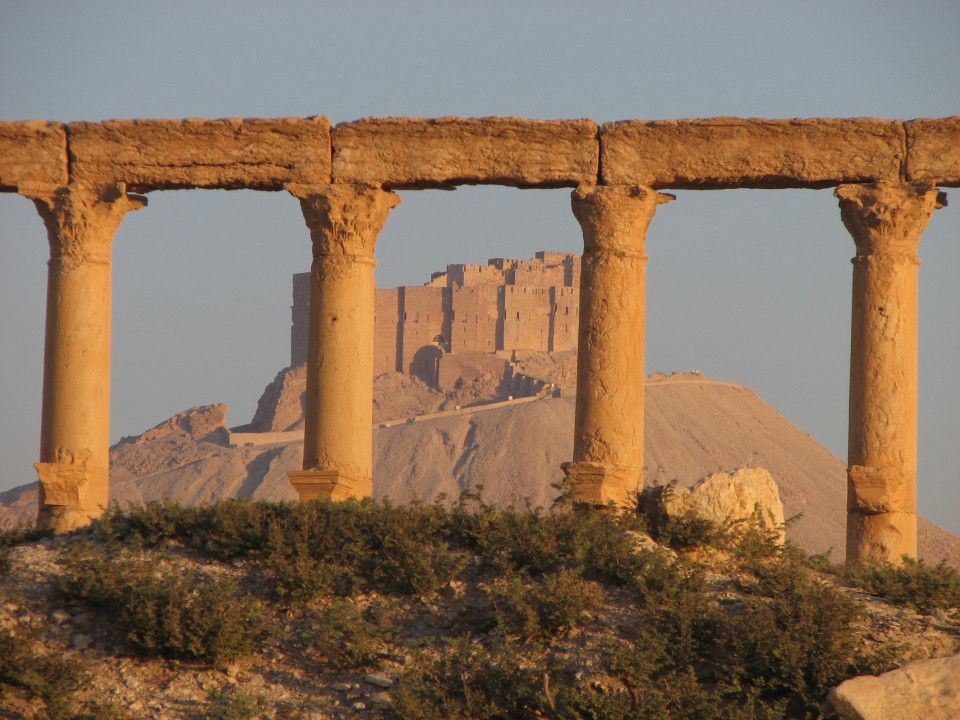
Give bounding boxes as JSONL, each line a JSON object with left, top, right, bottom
{"left": 905, "top": 117, "right": 960, "bottom": 187}
{"left": 0, "top": 121, "right": 68, "bottom": 190}
{"left": 641, "top": 467, "right": 786, "bottom": 542}
{"left": 601, "top": 118, "right": 904, "bottom": 189}
{"left": 332, "top": 117, "right": 598, "bottom": 188}
{"left": 69, "top": 117, "right": 331, "bottom": 190}
{"left": 827, "top": 652, "right": 960, "bottom": 720}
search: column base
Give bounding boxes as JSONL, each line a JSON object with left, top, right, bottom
{"left": 846, "top": 510, "right": 917, "bottom": 565}
{"left": 34, "top": 462, "right": 108, "bottom": 533}
{"left": 560, "top": 461, "right": 641, "bottom": 508}
{"left": 287, "top": 469, "right": 372, "bottom": 502}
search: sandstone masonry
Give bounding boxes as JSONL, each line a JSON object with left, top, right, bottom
{"left": 291, "top": 251, "right": 580, "bottom": 386}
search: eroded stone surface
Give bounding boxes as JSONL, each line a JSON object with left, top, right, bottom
{"left": 648, "top": 467, "right": 786, "bottom": 542}
{"left": 837, "top": 182, "right": 943, "bottom": 563}
{"left": 601, "top": 118, "right": 904, "bottom": 188}
{"left": 0, "top": 121, "right": 68, "bottom": 190}
{"left": 565, "top": 185, "right": 673, "bottom": 505}
{"left": 332, "top": 117, "right": 598, "bottom": 188}
{"left": 20, "top": 183, "right": 146, "bottom": 532}
{"left": 905, "top": 117, "right": 960, "bottom": 187}
{"left": 827, "top": 652, "right": 960, "bottom": 720}
{"left": 69, "top": 117, "right": 331, "bottom": 190}
{"left": 290, "top": 185, "right": 401, "bottom": 498}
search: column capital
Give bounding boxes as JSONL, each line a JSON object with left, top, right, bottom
{"left": 835, "top": 182, "right": 945, "bottom": 259}
{"left": 286, "top": 183, "right": 401, "bottom": 262}
{"left": 19, "top": 182, "right": 147, "bottom": 263}
{"left": 571, "top": 185, "right": 674, "bottom": 256}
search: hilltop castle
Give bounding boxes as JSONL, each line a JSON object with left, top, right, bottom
{"left": 291, "top": 251, "right": 581, "bottom": 387}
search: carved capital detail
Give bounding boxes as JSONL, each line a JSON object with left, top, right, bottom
{"left": 287, "top": 183, "right": 401, "bottom": 263}
{"left": 571, "top": 185, "right": 674, "bottom": 256}
{"left": 835, "top": 182, "right": 944, "bottom": 260}
{"left": 19, "top": 182, "right": 147, "bottom": 267}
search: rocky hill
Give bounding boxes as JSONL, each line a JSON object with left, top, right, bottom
{"left": 1, "top": 364, "right": 958, "bottom": 568}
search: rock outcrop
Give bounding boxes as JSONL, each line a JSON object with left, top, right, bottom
{"left": 125, "top": 403, "right": 228, "bottom": 444}
{"left": 247, "top": 366, "right": 307, "bottom": 432}
{"left": 641, "top": 467, "right": 787, "bottom": 543}
{"left": 827, "top": 652, "right": 960, "bottom": 720}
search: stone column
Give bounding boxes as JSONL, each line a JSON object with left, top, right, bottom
{"left": 836, "top": 181, "right": 945, "bottom": 563}
{"left": 286, "top": 184, "right": 400, "bottom": 501}
{"left": 19, "top": 182, "right": 147, "bottom": 532}
{"left": 562, "top": 185, "right": 673, "bottom": 506}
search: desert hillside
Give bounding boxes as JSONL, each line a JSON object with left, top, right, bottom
{"left": 1, "top": 368, "right": 957, "bottom": 568}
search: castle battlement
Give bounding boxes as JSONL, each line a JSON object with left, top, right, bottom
{"left": 291, "top": 252, "right": 581, "bottom": 383}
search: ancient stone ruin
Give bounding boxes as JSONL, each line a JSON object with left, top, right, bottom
{"left": 2, "top": 115, "right": 956, "bottom": 564}
{"left": 291, "top": 251, "right": 580, "bottom": 387}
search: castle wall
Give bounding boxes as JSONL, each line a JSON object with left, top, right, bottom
{"left": 398, "top": 285, "right": 446, "bottom": 380}
{"left": 292, "top": 252, "right": 582, "bottom": 375}
{"left": 374, "top": 288, "right": 401, "bottom": 375}
{"left": 450, "top": 284, "right": 501, "bottom": 354}
{"left": 447, "top": 263, "right": 506, "bottom": 287}
{"left": 502, "top": 285, "right": 552, "bottom": 351}
{"left": 550, "top": 286, "right": 580, "bottom": 352}
{"left": 291, "top": 272, "right": 310, "bottom": 366}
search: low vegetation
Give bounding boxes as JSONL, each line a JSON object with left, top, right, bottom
{"left": 1, "top": 493, "right": 957, "bottom": 719}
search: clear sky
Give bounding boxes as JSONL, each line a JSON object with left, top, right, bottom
{"left": 1, "top": 1, "right": 957, "bottom": 534}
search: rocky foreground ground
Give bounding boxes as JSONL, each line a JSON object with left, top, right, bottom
{"left": 1, "top": 499, "right": 959, "bottom": 720}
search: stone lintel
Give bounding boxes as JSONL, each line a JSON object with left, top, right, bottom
{"left": 287, "top": 469, "right": 372, "bottom": 502}
{"left": 332, "top": 117, "right": 599, "bottom": 189}
{"left": 561, "top": 461, "right": 639, "bottom": 508}
{"left": 0, "top": 121, "right": 68, "bottom": 191}
{"left": 601, "top": 117, "right": 905, "bottom": 189}
{"left": 69, "top": 117, "right": 331, "bottom": 191}
{"left": 905, "top": 117, "right": 960, "bottom": 188}
{"left": 847, "top": 465, "right": 917, "bottom": 514}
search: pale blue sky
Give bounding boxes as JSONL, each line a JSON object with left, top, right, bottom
{"left": 1, "top": 1, "right": 958, "bottom": 533}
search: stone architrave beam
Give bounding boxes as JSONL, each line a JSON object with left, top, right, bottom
{"left": 563, "top": 185, "right": 673, "bottom": 506}
{"left": 19, "top": 182, "right": 147, "bottom": 532}
{"left": 286, "top": 183, "right": 400, "bottom": 501}
{"left": 1, "top": 115, "right": 958, "bottom": 192}
{"left": 69, "top": 117, "right": 331, "bottom": 191}
{"left": 836, "top": 181, "right": 945, "bottom": 564}
{"left": 0, "top": 121, "right": 68, "bottom": 191}
{"left": 905, "top": 117, "right": 960, "bottom": 188}
{"left": 332, "top": 117, "right": 599, "bottom": 189}
{"left": 601, "top": 118, "right": 905, "bottom": 189}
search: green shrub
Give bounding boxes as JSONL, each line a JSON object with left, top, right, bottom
{"left": 569, "top": 509, "right": 652, "bottom": 586}
{"left": 360, "top": 501, "right": 466, "bottom": 597}
{"left": 207, "top": 688, "right": 267, "bottom": 720}
{"left": 842, "top": 557, "right": 960, "bottom": 614}
{"left": 94, "top": 499, "right": 284, "bottom": 559}
{"left": 0, "top": 621, "right": 130, "bottom": 720}
{"left": 573, "top": 649, "right": 772, "bottom": 720}
{"left": 491, "top": 568, "right": 604, "bottom": 639}
{"left": 57, "top": 545, "right": 268, "bottom": 662}
{"left": 448, "top": 497, "right": 576, "bottom": 575}
{"left": 302, "top": 599, "right": 383, "bottom": 670}
{"left": 391, "top": 637, "right": 544, "bottom": 720}
{"left": 720, "top": 558, "right": 863, "bottom": 714}
{"left": 0, "top": 625, "right": 86, "bottom": 719}
{"left": 264, "top": 543, "right": 341, "bottom": 604}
